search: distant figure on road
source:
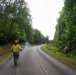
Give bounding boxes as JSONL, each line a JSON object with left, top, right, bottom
{"left": 11, "top": 40, "right": 22, "bottom": 65}
{"left": 25, "top": 41, "right": 30, "bottom": 48}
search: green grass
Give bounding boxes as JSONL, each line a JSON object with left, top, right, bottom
{"left": 41, "top": 44, "right": 76, "bottom": 69}
{"left": 0, "top": 44, "right": 12, "bottom": 65}
{"left": 0, "top": 44, "right": 11, "bottom": 55}
{"left": 0, "top": 52, "right": 12, "bottom": 65}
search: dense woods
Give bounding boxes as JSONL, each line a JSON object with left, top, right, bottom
{"left": 54, "top": 0, "right": 76, "bottom": 55}
{"left": 0, "top": 0, "right": 49, "bottom": 44}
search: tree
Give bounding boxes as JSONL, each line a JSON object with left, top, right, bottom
{"left": 54, "top": 0, "right": 76, "bottom": 54}
{"left": 0, "top": 0, "right": 32, "bottom": 44}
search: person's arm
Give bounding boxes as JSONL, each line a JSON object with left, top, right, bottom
{"left": 18, "top": 45, "right": 23, "bottom": 51}
{"left": 11, "top": 45, "right": 14, "bottom": 52}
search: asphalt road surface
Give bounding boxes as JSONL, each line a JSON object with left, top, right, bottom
{"left": 0, "top": 45, "right": 76, "bottom": 75}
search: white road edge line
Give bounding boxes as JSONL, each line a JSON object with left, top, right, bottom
{"left": 34, "top": 54, "right": 49, "bottom": 75}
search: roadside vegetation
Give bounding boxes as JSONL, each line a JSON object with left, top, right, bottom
{"left": 54, "top": 0, "right": 76, "bottom": 57}
{"left": 41, "top": 43, "right": 76, "bottom": 69}
{"left": 0, "top": 44, "right": 12, "bottom": 65}
{"left": 48, "top": 0, "right": 76, "bottom": 69}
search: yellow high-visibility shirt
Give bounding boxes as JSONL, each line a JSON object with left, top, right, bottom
{"left": 11, "top": 44, "right": 22, "bottom": 52}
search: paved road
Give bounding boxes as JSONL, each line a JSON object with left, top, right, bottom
{"left": 0, "top": 45, "right": 76, "bottom": 75}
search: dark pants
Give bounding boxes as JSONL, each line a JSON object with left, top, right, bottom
{"left": 13, "top": 52, "right": 19, "bottom": 65}
{"left": 13, "top": 52, "right": 19, "bottom": 59}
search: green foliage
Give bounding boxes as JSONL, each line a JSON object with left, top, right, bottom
{"left": 33, "top": 29, "right": 49, "bottom": 44}
{"left": 19, "top": 30, "right": 26, "bottom": 42}
{"left": 54, "top": 0, "right": 76, "bottom": 54}
{"left": 0, "top": 0, "right": 31, "bottom": 44}
{"left": 0, "top": 0, "right": 50, "bottom": 44}
{"left": 71, "top": 50, "right": 76, "bottom": 56}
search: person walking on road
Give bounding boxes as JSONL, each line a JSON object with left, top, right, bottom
{"left": 11, "top": 40, "right": 22, "bottom": 65}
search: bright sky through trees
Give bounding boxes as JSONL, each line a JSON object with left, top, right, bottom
{"left": 26, "top": 0, "right": 64, "bottom": 40}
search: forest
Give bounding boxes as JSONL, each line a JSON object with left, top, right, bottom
{"left": 54, "top": 0, "right": 76, "bottom": 55}
{"left": 0, "top": 0, "right": 49, "bottom": 44}
{"left": 1, "top": 0, "right": 76, "bottom": 56}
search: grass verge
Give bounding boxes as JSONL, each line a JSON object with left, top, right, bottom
{"left": 0, "top": 44, "right": 12, "bottom": 65}
{"left": 41, "top": 44, "right": 76, "bottom": 69}
{"left": 0, "top": 52, "right": 12, "bottom": 65}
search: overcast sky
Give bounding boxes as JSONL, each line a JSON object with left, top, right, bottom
{"left": 26, "top": 0, "right": 64, "bottom": 40}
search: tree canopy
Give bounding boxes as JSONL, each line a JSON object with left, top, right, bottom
{"left": 0, "top": 0, "right": 49, "bottom": 44}
{"left": 54, "top": 0, "right": 76, "bottom": 55}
